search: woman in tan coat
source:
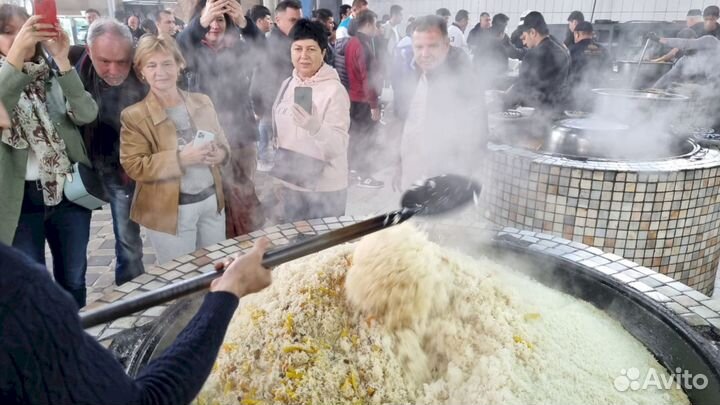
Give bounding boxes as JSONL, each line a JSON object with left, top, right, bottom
{"left": 120, "top": 36, "right": 230, "bottom": 264}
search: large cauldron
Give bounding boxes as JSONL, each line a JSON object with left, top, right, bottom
{"left": 109, "top": 229, "right": 720, "bottom": 404}
{"left": 543, "top": 118, "right": 702, "bottom": 160}
{"left": 592, "top": 88, "right": 690, "bottom": 129}
{"left": 611, "top": 61, "right": 674, "bottom": 89}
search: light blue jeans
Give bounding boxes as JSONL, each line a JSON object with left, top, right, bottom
{"left": 257, "top": 119, "right": 275, "bottom": 163}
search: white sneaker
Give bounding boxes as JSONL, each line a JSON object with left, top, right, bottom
{"left": 257, "top": 161, "right": 273, "bottom": 172}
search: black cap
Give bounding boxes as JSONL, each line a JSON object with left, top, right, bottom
{"left": 520, "top": 11, "right": 548, "bottom": 34}
{"left": 704, "top": 6, "right": 719, "bottom": 18}
{"left": 575, "top": 21, "right": 593, "bottom": 33}
{"left": 687, "top": 9, "right": 702, "bottom": 17}
{"left": 567, "top": 10, "right": 585, "bottom": 22}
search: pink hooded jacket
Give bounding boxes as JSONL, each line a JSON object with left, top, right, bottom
{"left": 273, "top": 63, "right": 351, "bottom": 192}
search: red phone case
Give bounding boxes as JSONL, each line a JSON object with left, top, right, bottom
{"left": 34, "top": 0, "right": 58, "bottom": 26}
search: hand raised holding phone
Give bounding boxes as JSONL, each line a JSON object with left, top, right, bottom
{"left": 5, "top": 16, "right": 57, "bottom": 69}
{"left": 34, "top": 0, "right": 58, "bottom": 27}
{"left": 200, "top": 0, "right": 228, "bottom": 28}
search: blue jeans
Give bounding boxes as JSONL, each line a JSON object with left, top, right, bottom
{"left": 103, "top": 178, "right": 144, "bottom": 285}
{"left": 12, "top": 181, "right": 92, "bottom": 308}
{"left": 257, "top": 119, "right": 275, "bottom": 163}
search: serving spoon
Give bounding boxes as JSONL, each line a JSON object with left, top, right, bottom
{"left": 80, "top": 174, "right": 481, "bottom": 329}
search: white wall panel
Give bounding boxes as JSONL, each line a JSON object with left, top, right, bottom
{"left": 367, "top": 0, "right": 706, "bottom": 24}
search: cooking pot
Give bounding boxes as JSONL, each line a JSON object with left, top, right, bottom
{"left": 545, "top": 118, "right": 628, "bottom": 158}
{"left": 544, "top": 118, "right": 700, "bottom": 160}
{"left": 106, "top": 225, "right": 720, "bottom": 405}
{"left": 591, "top": 88, "right": 690, "bottom": 130}
{"left": 612, "top": 60, "right": 674, "bottom": 88}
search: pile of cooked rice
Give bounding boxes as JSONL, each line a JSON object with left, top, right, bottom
{"left": 195, "top": 224, "right": 689, "bottom": 405}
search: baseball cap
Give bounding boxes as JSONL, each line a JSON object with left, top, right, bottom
{"left": 518, "top": 10, "right": 533, "bottom": 26}
{"left": 519, "top": 11, "right": 548, "bottom": 33}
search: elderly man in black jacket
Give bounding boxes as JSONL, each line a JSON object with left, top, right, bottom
{"left": 393, "top": 15, "right": 488, "bottom": 191}
{"left": 177, "top": 0, "right": 264, "bottom": 238}
{"left": 76, "top": 19, "right": 148, "bottom": 285}
{"left": 504, "top": 11, "right": 570, "bottom": 113}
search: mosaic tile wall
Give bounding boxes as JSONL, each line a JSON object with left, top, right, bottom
{"left": 482, "top": 144, "right": 720, "bottom": 295}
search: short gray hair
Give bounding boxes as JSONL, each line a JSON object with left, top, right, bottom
{"left": 414, "top": 15, "right": 448, "bottom": 37}
{"left": 87, "top": 18, "right": 133, "bottom": 47}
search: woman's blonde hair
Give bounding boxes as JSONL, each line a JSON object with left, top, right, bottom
{"left": 133, "top": 35, "right": 186, "bottom": 79}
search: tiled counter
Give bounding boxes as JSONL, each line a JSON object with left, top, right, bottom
{"left": 483, "top": 143, "right": 720, "bottom": 295}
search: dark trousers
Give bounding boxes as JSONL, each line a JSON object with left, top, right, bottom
{"left": 103, "top": 177, "right": 144, "bottom": 285}
{"left": 12, "top": 181, "right": 91, "bottom": 307}
{"left": 349, "top": 102, "right": 377, "bottom": 177}
{"left": 276, "top": 186, "right": 347, "bottom": 222}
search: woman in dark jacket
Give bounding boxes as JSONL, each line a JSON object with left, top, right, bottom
{"left": 177, "top": 0, "right": 265, "bottom": 238}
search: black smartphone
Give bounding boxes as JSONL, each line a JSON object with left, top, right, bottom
{"left": 294, "top": 86, "right": 313, "bottom": 114}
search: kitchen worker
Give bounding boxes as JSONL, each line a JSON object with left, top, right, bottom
{"left": 567, "top": 21, "right": 610, "bottom": 110}
{"left": 504, "top": 11, "right": 570, "bottom": 113}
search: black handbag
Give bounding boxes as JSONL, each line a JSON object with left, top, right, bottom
{"left": 269, "top": 147, "right": 327, "bottom": 189}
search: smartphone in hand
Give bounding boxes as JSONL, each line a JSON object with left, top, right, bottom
{"left": 294, "top": 86, "right": 313, "bottom": 114}
{"left": 193, "top": 130, "right": 216, "bottom": 147}
{"left": 34, "top": 0, "right": 58, "bottom": 27}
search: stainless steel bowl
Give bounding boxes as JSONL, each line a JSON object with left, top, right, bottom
{"left": 544, "top": 118, "right": 701, "bottom": 160}
{"left": 545, "top": 118, "right": 629, "bottom": 158}
{"left": 593, "top": 88, "right": 689, "bottom": 102}
{"left": 612, "top": 61, "right": 674, "bottom": 89}
{"left": 591, "top": 88, "right": 691, "bottom": 131}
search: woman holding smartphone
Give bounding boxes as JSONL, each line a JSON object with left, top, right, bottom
{"left": 271, "top": 19, "right": 351, "bottom": 222}
{"left": 0, "top": 5, "right": 98, "bottom": 308}
{"left": 120, "top": 35, "right": 230, "bottom": 264}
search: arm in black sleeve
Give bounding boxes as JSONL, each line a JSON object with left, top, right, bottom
{"left": 240, "top": 16, "right": 261, "bottom": 40}
{"left": 503, "top": 35, "right": 526, "bottom": 60}
{"left": 132, "top": 292, "right": 238, "bottom": 405}
{"left": 177, "top": 16, "right": 209, "bottom": 50}
{"left": 0, "top": 243, "right": 238, "bottom": 405}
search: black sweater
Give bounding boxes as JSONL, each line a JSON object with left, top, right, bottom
{"left": 504, "top": 35, "right": 570, "bottom": 110}
{"left": 0, "top": 243, "right": 239, "bottom": 405}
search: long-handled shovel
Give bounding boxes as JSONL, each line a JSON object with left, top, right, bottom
{"left": 81, "top": 174, "right": 480, "bottom": 329}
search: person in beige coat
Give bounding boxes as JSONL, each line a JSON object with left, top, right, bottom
{"left": 120, "top": 36, "right": 230, "bottom": 264}
{"left": 271, "top": 19, "right": 351, "bottom": 222}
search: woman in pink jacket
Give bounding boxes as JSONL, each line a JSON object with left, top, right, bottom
{"left": 271, "top": 19, "right": 351, "bottom": 222}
